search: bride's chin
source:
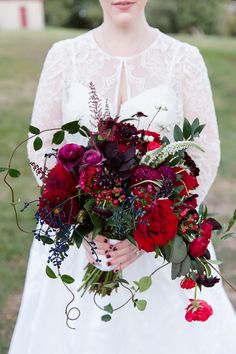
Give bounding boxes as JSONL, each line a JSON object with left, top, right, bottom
{"left": 112, "top": 13, "right": 134, "bottom": 26}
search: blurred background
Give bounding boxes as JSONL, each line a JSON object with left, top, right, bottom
{"left": 0, "top": 1, "right": 236, "bottom": 353}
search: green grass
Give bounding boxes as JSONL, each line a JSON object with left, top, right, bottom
{"left": 0, "top": 29, "right": 236, "bottom": 353}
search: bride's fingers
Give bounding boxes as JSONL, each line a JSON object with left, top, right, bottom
{"left": 113, "top": 254, "right": 139, "bottom": 272}
{"left": 110, "top": 244, "right": 137, "bottom": 259}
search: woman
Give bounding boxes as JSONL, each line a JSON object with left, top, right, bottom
{"left": 9, "top": 1, "right": 236, "bottom": 353}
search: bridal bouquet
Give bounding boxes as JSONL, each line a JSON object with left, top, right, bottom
{"left": 2, "top": 84, "right": 236, "bottom": 327}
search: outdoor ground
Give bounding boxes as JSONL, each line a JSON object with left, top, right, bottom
{"left": 0, "top": 28, "right": 235, "bottom": 353}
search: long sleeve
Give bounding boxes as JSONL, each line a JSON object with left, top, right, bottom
{"left": 182, "top": 46, "right": 221, "bottom": 204}
{"left": 27, "top": 42, "right": 66, "bottom": 185}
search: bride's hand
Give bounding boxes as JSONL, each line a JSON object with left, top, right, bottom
{"left": 82, "top": 234, "right": 143, "bottom": 271}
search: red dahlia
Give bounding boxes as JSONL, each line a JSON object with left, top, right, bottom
{"left": 134, "top": 199, "right": 178, "bottom": 252}
{"left": 44, "top": 163, "right": 77, "bottom": 195}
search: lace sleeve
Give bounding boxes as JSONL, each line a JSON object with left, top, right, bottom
{"left": 27, "top": 42, "right": 66, "bottom": 185}
{"left": 182, "top": 46, "right": 221, "bottom": 204}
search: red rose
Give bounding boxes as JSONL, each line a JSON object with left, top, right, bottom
{"left": 201, "top": 220, "right": 213, "bottom": 239}
{"left": 173, "top": 167, "right": 199, "bottom": 196}
{"left": 185, "top": 299, "right": 213, "bottom": 322}
{"left": 38, "top": 189, "right": 79, "bottom": 227}
{"left": 180, "top": 277, "right": 196, "bottom": 289}
{"left": 44, "top": 163, "right": 77, "bottom": 195}
{"left": 189, "top": 237, "right": 210, "bottom": 258}
{"left": 134, "top": 199, "right": 178, "bottom": 252}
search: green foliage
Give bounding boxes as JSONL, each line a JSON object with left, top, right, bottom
{"left": 61, "top": 274, "right": 75, "bottom": 284}
{"left": 146, "top": 0, "right": 222, "bottom": 34}
{"left": 46, "top": 265, "right": 57, "bottom": 279}
{"left": 135, "top": 299, "right": 147, "bottom": 311}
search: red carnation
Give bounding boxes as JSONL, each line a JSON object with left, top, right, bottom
{"left": 189, "top": 237, "right": 210, "bottom": 258}
{"left": 38, "top": 189, "right": 79, "bottom": 227}
{"left": 180, "top": 277, "right": 196, "bottom": 289}
{"left": 185, "top": 299, "right": 213, "bottom": 322}
{"left": 134, "top": 199, "right": 178, "bottom": 252}
{"left": 44, "top": 163, "right": 77, "bottom": 195}
{"left": 173, "top": 167, "right": 199, "bottom": 196}
{"left": 201, "top": 220, "right": 213, "bottom": 239}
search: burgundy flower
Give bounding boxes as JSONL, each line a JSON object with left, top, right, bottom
{"left": 57, "top": 144, "right": 85, "bottom": 171}
{"left": 130, "top": 165, "right": 161, "bottom": 186}
{"left": 185, "top": 299, "right": 213, "bottom": 322}
{"left": 200, "top": 220, "right": 213, "bottom": 239}
{"left": 189, "top": 237, "right": 210, "bottom": 258}
{"left": 81, "top": 149, "right": 105, "bottom": 168}
{"left": 197, "top": 274, "right": 220, "bottom": 288}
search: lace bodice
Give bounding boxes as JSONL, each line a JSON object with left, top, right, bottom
{"left": 27, "top": 28, "right": 220, "bottom": 204}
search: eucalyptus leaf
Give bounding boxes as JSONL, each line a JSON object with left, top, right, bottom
{"left": 46, "top": 265, "right": 57, "bottom": 279}
{"left": 33, "top": 136, "right": 43, "bottom": 151}
{"left": 9, "top": 168, "right": 21, "bottom": 178}
{"left": 208, "top": 259, "right": 223, "bottom": 265}
{"left": 136, "top": 299, "right": 147, "bottom": 311}
{"left": 171, "top": 263, "right": 181, "bottom": 280}
{"left": 29, "top": 125, "right": 40, "bottom": 135}
{"left": 191, "top": 118, "right": 200, "bottom": 133}
{"left": 169, "top": 235, "right": 187, "bottom": 263}
{"left": 138, "top": 276, "right": 152, "bottom": 292}
{"left": 179, "top": 255, "right": 192, "bottom": 276}
{"left": 61, "top": 274, "right": 75, "bottom": 284}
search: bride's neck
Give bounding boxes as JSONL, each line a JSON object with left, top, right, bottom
{"left": 94, "top": 15, "right": 155, "bottom": 56}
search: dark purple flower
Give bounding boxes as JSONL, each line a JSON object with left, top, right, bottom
{"left": 57, "top": 144, "right": 85, "bottom": 171}
{"left": 82, "top": 149, "right": 105, "bottom": 167}
{"left": 157, "top": 165, "right": 177, "bottom": 198}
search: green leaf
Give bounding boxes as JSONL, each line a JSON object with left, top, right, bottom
{"left": 119, "top": 118, "right": 138, "bottom": 123}
{"left": 118, "top": 278, "right": 130, "bottom": 285}
{"left": 46, "top": 265, "right": 57, "bottom": 279}
{"left": 61, "top": 120, "right": 81, "bottom": 134}
{"left": 191, "top": 259, "right": 205, "bottom": 274}
{"left": 221, "top": 232, "right": 236, "bottom": 240}
{"left": 183, "top": 118, "right": 192, "bottom": 140}
{"left": 138, "top": 276, "right": 152, "bottom": 292}
{"left": 33, "top": 136, "right": 43, "bottom": 151}
{"left": 208, "top": 259, "right": 223, "bottom": 266}
{"left": 169, "top": 235, "right": 187, "bottom": 263}
{"left": 71, "top": 224, "right": 89, "bottom": 249}
{"left": 194, "top": 124, "right": 206, "bottom": 136}
{"left": 0, "top": 167, "right": 8, "bottom": 173}
{"left": 61, "top": 274, "right": 75, "bottom": 284}
{"left": 104, "top": 303, "right": 113, "bottom": 314}
{"left": 79, "top": 126, "right": 91, "bottom": 137}
{"left": 127, "top": 234, "right": 137, "bottom": 246}
{"left": 84, "top": 199, "right": 104, "bottom": 238}
{"left": 179, "top": 255, "right": 192, "bottom": 276}
{"left": 40, "top": 236, "right": 54, "bottom": 245}
{"left": 101, "top": 314, "right": 112, "bottom": 322}
{"left": 171, "top": 263, "right": 181, "bottom": 280}
{"left": 191, "top": 118, "right": 200, "bottom": 133}
{"left": 8, "top": 168, "right": 21, "bottom": 178}
{"left": 136, "top": 299, "right": 147, "bottom": 311}
{"left": 174, "top": 124, "right": 183, "bottom": 141}
{"left": 29, "top": 125, "right": 40, "bottom": 135}
{"left": 226, "top": 209, "right": 236, "bottom": 232}
{"left": 155, "top": 246, "right": 160, "bottom": 259}
{"left": 52, "top": 130, "right": 65, "bottom": 145}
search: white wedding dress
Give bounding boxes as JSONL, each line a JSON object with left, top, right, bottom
{"left": 9, "top": 28, "right": 236, "bottom": 354}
